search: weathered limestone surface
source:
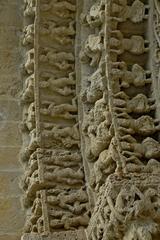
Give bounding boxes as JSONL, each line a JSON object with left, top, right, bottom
{"left": 1, "top": 0, "right": 160, "bottom": 240}
{"left": 0, "top": 0, "right": 25, "bottom": 239}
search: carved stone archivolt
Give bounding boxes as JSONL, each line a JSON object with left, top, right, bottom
{"left": 20, "top": 0, "right": 160, "bottom": 239}
{"left": 21, "top": 0, "right": 89, "bottom": 237}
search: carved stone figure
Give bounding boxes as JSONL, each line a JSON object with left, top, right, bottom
{"left": 40, "top": 21, "right": 75, "bottom": 45}
{"left": 121, "top": 136, "right": 160, "bottom": 159}
{"left": 111, "top": 0, "right": 149, "bottom": 23}
{"left": 39, "top": 0, "right": 76, "bottom": 12}
{"left": 118, "top": 114, "right": 160, "bottom": 136}
{"left": 88, "top": 120, "right": 113, "bottom": 158}
{"left": 40, "top": 99, "right": 77, "bottom": 119}
{"left": 40, "top": 47, "right": 74, "bottom": 63}
{"left": 21, "top": 74, "right": 34, "bottom": 103}
{"left": 111, "top": 62, "right": 152, "bottom": 88}
{"left": 114, "top": 92, "right": 156, "bottom": 114}
{"left": 81, "top": 68, "right": 105, "bottom": 103}
{"left": 110, "top": 31, "right": 149, "bottom": 55}
{"left": 93, "top": 148, "right": 116, "bottom": 189}
{"left": 40, "top": 72, "right": 75, "bottom": 96}
{"left": 44, "top": 167, "right": 84, "bottom": 185}
{"left": 23, "top": 24, "right": 34, "bottom": 46}
{"left": 24, "top": 0, "right": 36, "bottom": 16}
{"left": 20, "top": 0, "right": 160, "bottom": 238}
{"left": 24, "top": 102, "right": 35, "bottom": 131}
{"left": 25, "top": 49, "right": 34, "bottom": 74}
{"left": 47, "top": 123, "right": 79, "bottom": 140}
{"left": 81, "top": 0, "right": 105, "bottom": 27}
{"left": 80, "top": 34, "right": 103, "bottom": 67}
{"left": 39, "top": 47, "right": 74, "bottom": 70}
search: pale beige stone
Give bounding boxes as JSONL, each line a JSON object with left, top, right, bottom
{"left": 0, "top": 197, "right": 24, "bottom": 233}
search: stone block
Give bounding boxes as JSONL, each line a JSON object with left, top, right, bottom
{"left": 0, "top": 74, "right": 22, "bottom": 98}
{"left": 0, "top": 5, "right": 22, "bottom": 27}
{"left": 0, "top": 196, "right": 25, "bottom": 233}
{"left": 0, "top": 27, "right": 21, "bottom": 49}
{"left": 0, "top": 50, "right": 22, "bottom": 75}
{"left": 0, "top": 99, "right": 21, "bottom": 121}
{"left": 0, "top": 147, "right": 21, "bottom": 169}
{"left": 0, "top": 121, "right": 21, "bottom": 146}
{"left": 0, "top": 234, "right": 21, "bottom": 240}
{"left": 0, "top": 171, "right": 22, "bottom": 196}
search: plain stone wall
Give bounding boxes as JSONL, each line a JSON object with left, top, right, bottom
{"left": 0, "top": 0, "right": 25, "bottom": 239}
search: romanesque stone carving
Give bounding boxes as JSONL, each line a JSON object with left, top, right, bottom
{"left": 21, "top": 75, "right": 34, "bottom": 103}
{"left": 40, "top": 72, "right": 75, "bottom": 96}
{"left": 40, "top": 0, "right": 76, "bottom": 19}
{"left": 114, "top": 92, "right": 155, "bottom": 113}
{"left": 40, "top": 21, "right": 75, "bottom": 45}
{"left": 21, "top": 0, "right": 89, "bottom": 237}
{"left": 111, "top": 0, "right": 149, "bottom": 23}
{"left": 81, "top": 69, "right": 105, "bottom": 103}
{"left": 24, "top": 0, "right": 36, "bottom": 17}
{"left": 81, "top": 0, "right": 105, "bottom": 27}
{"left": 25, "top": 49, "right": 34, "bottom": 74}
{"left": 20, "top": 0, "right": 160, "bottom": 239}
{"left": 111, "top": 62, "right": 152, "bottom": 88}
{"left": 40, "top": 100, "right": 77, "bottom": 119}
{"left": 80, "top": 34, "right": 103, "bottom": 67}
{"left": 23, "top": 24, "right": 34, "bottom": 46}
{"left": 110, "top": 31, "right": 149, "bottom": 55}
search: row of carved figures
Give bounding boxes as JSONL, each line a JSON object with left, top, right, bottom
{"left": 80, "top": 0, "right": 158, "bottom": 190}
{"left": 21, "top": 0, "right": 41, "bottom": 234}
{"left": 80, "top": 0, "right": 160, "bottom": 239}
{"left": 21, "top": 0, "right": 89, "bottom": 235}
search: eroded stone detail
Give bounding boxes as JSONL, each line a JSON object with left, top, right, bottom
{"left": 87, "top": 174, "right": 160, "bottom": 240}
{"left": 79, "top": 0, "right": 160, "bottom": 239}
{"left": 21, "top": 0, "right": 89, "bottom": 237}
{"left": 19, "top": 0, "right": 160, "bottom": 239}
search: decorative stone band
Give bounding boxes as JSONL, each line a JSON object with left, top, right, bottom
{"left": 21, "top": 0, "right": 89, "bottom": 237}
